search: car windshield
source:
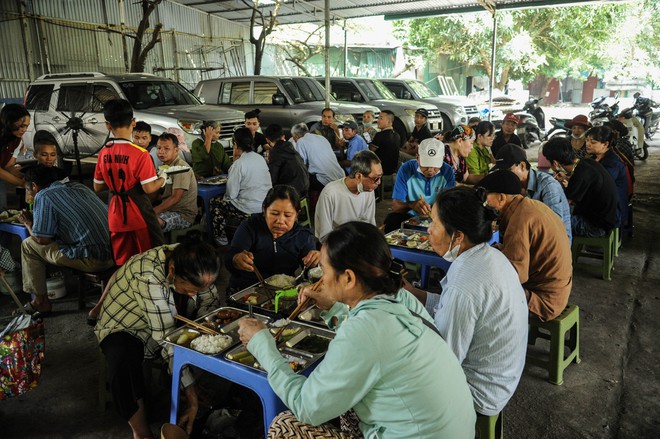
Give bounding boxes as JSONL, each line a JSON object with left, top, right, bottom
{"left": 281, "top": 78, "right": 330, "bottom": 103}
{"left": 356, "top": 79, "right": 396, "bottom": 100}
{"left": 407, "top": 80, "right": 437, "bottom": 98}
{"left": 120, "top": 81, "right": 199, "bottom": 109}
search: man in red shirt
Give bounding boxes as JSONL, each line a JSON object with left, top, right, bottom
{"left": 93, "top": 99, "right": 166, "bottom": 265}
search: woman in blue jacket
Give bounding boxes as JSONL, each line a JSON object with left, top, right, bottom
{"left": 226, "top": 185, "right": 319, "bottom": 291}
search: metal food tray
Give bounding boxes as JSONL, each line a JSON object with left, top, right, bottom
{"left": 401, "top": 216, "right": 432, "bottom": 231}
{"left": 163, "top": 306, "right": 270, "bottom": 356}
{"left": 297, "top": 305, "right": 324, "bottom": 325}
{"left": 385, "top": 229, "right": 434, "bottom": 253}
{"left": 199, "top": 176, "right": 228, "bottom": 185}
{"left": 229, "top": 280, "right": 306, "bottom": 317}
{"left": 224, "top": 321, "right": 334, "bottom": 373}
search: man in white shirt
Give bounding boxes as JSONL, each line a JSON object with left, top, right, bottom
{"left": 291, "top": 123, "right": 345, "bottom": 192}
{"left": 314, "top": 151, "right": 382, "bottom": 242}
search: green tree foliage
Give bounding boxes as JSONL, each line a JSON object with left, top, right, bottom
{"left": 394, "top": 2, "right": 658, "bottom": 87}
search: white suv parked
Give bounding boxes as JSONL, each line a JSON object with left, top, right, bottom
{"left": 22, "top": 72, "right": 245, "bottom": 162}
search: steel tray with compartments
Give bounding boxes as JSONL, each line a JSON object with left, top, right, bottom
{"left": 385, "top": 229, "right": 434, "bottom": 253}
{"left": 224, "top": 320, "right": 335, "bottom": 373}
{"left": 163, "top": 306, "right": 270, "bottom": 356}
{"left": 401, "top": 216, "right": 432, "bottom": 232}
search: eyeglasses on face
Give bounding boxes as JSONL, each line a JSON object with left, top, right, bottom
{"left": 363, "top": 174, "right": 382, "bottom": 184}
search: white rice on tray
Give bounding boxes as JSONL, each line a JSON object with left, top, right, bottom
{"left": 267, "top": 274, "right": 296, "bottom": 288}
{"left": 190, "top": 334, "right": 233, "bottom": 354}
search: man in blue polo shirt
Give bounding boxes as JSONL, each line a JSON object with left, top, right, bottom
{"left": 17, "top": 165, "right": 114, "bottom": 315}
{"left": 338, "top": 120, "right": 369, "bottom": 174}
{"left": 384, "top": 138, "right": 455, "bottom": 232}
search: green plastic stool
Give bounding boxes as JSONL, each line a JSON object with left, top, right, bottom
{"left": 614, "top": 227, "right": 622, "bottom": 257}
{"left": 299, "top": 197, "right": 312, "bottom": 228}
{"left": 571, "top": 229, "right": 615, "bottom": 280}
{"left": 527, "top": 304, "right": 581, "bottom": 385}
{"left": 475, "top": 411, "right": 503, "bottom": 439}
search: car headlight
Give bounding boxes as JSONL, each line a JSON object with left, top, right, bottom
{"left": 404, "top": 108, "right": 417, "bottom": 117}
{"left": 334, "top": 113, "right": 355, "bottom": 124}
{"left": 455, "top": 106, "right": 466, "bottom": 115}
{"left": 178, "top": 120, "right": 201, "bottom": 134}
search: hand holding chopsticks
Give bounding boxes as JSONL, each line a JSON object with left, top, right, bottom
{"left": 273, "top": 279, "right": 323, "bottom": 341}
{"left": 175, "top": 314, "right": 220, "bottom": 336}
{"left": 416, "top": 193, "right": 431, "bottom": 217}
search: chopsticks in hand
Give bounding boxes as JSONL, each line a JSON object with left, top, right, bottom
{"left": 175, "top": 314, "right": 220, "bottom": 336}
{"left": 273, "top": 279, "right": 322, "bottom": 341}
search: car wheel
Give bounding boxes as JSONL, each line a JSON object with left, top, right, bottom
{"left": 392, "top": 118, "right": 408, "bottom": 148}
{"left": 441, "top": 114, "right": 453, "bottom": 132}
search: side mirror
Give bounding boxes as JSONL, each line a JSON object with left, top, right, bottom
{"left": 402, "top": 91, "right": 412, "bottom": 100}
{"left": 198, "top": 96, "right": 206, "bottom": 104}
{"left": 272, "top": 93, "right": 286, "bottom": 106}
{"left": 351, "top": 92, "right": 363, "bottom": 102}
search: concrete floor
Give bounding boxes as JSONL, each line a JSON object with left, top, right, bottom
{"left": 0, "top": 117, "right": 658, "bottom": 438}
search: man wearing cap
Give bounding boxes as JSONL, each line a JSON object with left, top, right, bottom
{"left": 491, "top": 113, "right": 522, "bottom": 157}
{"left": 338, "top": 120, "right": 368, "bottom": 174}
{"left": 494, "top": 144, "right": 572, "bottom": 242}
{"left": 477, "top": 170, "right": 573, "bottom": 322}
{"left": 314, "top": 151, "right": 381, "bottom": 242}
{"left": 566, "top": 114, "right": 591, "bottom": 158}
{"left": 384, "top": 138, "right": 455, "bottom": 233}
{"left": 400, "top": 108, "right": 433, "bottom": 162}
{"left": 542, "top": 137, "right": 618, "bottom": 237}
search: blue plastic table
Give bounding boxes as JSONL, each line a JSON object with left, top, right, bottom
{"left": 196, "top": 182, "right": 226, "bottom": 238}
{"left": 169, "top": 344, "right": 318, "bottom": 437}
{"left": 390, "top": 231, "right": 500, "bottom": 288}
{"left": 0, "top": 222, "right": 29, "bottom": 241}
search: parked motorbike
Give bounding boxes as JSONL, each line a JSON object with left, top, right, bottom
{"left": 589, "top": 99, "right": 620, "bottom": 127}
{"left": 514, "top": 97, "right": 545, "bottom": 149}
{"left": 616, "top": 107, "right": 649, "bottom": 160}
{"left": 633, "top": 96, "right": 660, "bottom": 140}
{"left": 544, "top": 117, "right": 570, "bottom": 140}
{"left": 590, "top": 95, "right": 620, "bottom": 119}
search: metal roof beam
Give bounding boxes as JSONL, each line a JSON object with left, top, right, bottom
{"left": 384, "top": 0, "right": 629, "bottom": 20}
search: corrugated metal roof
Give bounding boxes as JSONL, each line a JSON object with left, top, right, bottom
{"left": 171, "top": 0, "right": 629, "bottom": 25}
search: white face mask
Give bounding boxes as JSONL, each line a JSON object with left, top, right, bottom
{"left": 442, "top": 233, "right": 461, "bottom": 262}
{"left": 357, "top": 181, "right": 364, "bottom": 194}
{"left": 571, "top": 132, "right": 585, "bottom": 140}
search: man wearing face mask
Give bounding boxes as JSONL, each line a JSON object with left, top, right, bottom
{"left": 384, "top": 138, "right": 455, "bottom": 233}
{"left": 476, "top": 170, "right": 573, "bottom": 322}
{"left": 566, "top": 114, "right": 591, "bottom": 159}
{"left": 314, "top": 151, "right": 381, "bottom": 242}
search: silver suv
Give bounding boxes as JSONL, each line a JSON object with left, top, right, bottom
{"left": 321, "top": 77, "right": 443, "bottom": 146}
{"left": 193, "top": 76, "right": 380, "bottom": 134}
{"left": 379, "top": 78, "right": 480, "bottom": 130}
{"left": 22, "top": 72, "right": 245, "bottom": 161}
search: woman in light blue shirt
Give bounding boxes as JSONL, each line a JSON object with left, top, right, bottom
{"left": 238, "top": 222, "right": 475, "bottom": 438}
{"left": 408, "top": 186, "right": 528, "bottom": 417}
{"left": 209, "top": 127, "right": 272, "bottom": 245}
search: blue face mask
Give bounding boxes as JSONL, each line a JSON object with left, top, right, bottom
{"left": 363, "top": 122, "right": 373, "bottom": 127}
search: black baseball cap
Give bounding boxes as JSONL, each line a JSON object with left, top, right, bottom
{"left": 493, "top": 144, "right": 527, "bottom": 170}
{"left": 340, "top": 120, "right": 358, "bottom": 130}
{"left": 415, "top": 108, "right": 429, "bottom": 118}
